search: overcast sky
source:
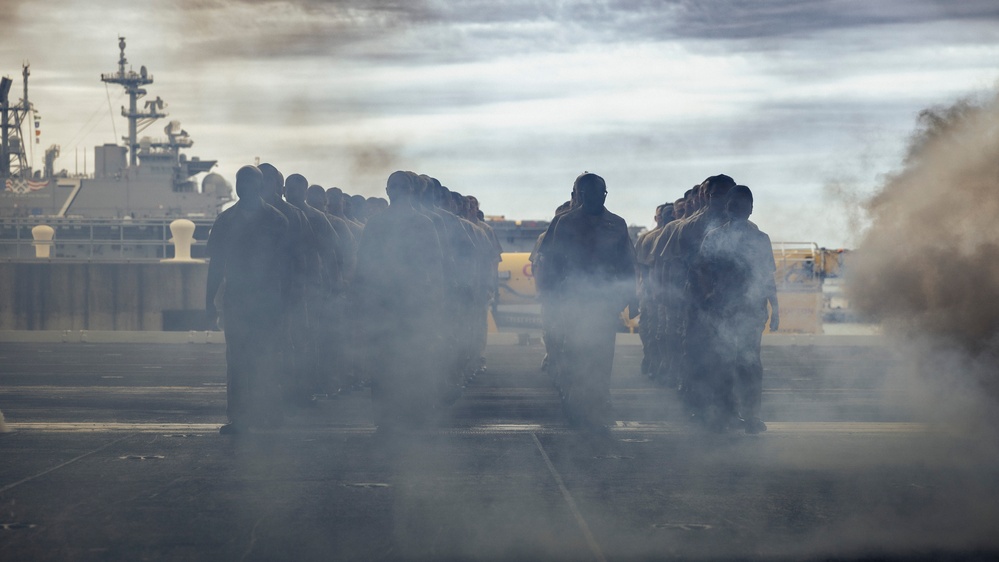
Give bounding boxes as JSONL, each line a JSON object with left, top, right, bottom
{"left": 3, "top": 0, "right": 998, "bottom": 246}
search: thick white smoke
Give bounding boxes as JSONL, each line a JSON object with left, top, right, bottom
{"left": 848, "top": 92, "right": 999, "bottom": 425}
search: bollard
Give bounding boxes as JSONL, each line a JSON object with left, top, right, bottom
{"left": 31, "top": 224, "right": 55, "bottom": 258}
{"left": 161, "top": 218, "right": 205, "bottom": 263}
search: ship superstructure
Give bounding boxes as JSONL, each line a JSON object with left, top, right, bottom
{"left": 0, "top": 37, "right": 231, "bottom": 221}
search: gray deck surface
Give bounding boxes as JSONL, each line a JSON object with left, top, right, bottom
{"left": 1, "top": 339, "right": 997, "bottom": 561}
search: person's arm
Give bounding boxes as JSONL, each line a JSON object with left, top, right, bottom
{"left": 762, "top": 234, "right": 780, "bottom": 332}
{"left": 767, "top": 293, "right": 780, "bottom": 332}
{"left": 205, "top": 225, "right": 224, "bottom": 330}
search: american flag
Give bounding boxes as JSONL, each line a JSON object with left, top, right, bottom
{"left": 4, "top": 178, "right": 49, "bottom": 194}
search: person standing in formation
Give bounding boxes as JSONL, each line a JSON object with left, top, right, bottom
{"left": 691, "top": 185, "right": 779, "bottom": 433}
{"left": 634, "top": 202, "right": 673, "bottom": 378}
{"left": 537, "top": 172, "right": 637, "bottom": 433}
{"left": 206, "top": 166, "right": 291, "bottom": 434}
{"left": 352, "top": 171, "right": 446, "bottom": 428}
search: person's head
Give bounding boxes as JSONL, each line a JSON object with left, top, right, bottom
{"left": 285, "top": 173, "right": 309, "bottom": 204}
{"left": 654, "top": 204, "right": 667, "bottom": 227}
{"left": 306, "top": 185, "right": 326, "bottom": 209}
{"left": 702, "top": 174, "right": 736, "bottom": 207}
{"left": 574, "top": 172, "right": 607, "bottom": 215}
{"left": 683, "top": 188, "right": 697, "bottom": 214}
{"left": 426, "top": 177, "right": 443, "bottom": 206}
{"left": 435, "top": 183, "right": 452, "bottom": 212}
{"left": 350, "top": 195, "right": 367, "bottom": 221}
{"left": 369, "top": 197, "right": 389, "bottom": 215}
{"left": 466, "top": 195, "right": 480, "bottom": 220}
{"left": 659, "top": 203, "right": 675, "bottom": 226}
{"left": 325, "top": 187, "right": 344, "bottom": 214}
{"left": 257, "top": 163, "right": 283, "bottom": 202}
{"left": 341, "top": 193, "right": 353, "bottom": 218}
{"left": 386, "top": 171, "right": 414, "bottom": 205}
{"left": 673, "top": 197, "right": 686, "bottom": 220}
{"left": 406, "top": 172, "right": 427, "bottom": 207}
{"left": 235, "top": 165, "right": 264, "bottom": 205}
{"left": 726, "top": 185, "right": 753, "bottom": 220}
{"left": 450, "top": 191, "right": 467, "bottom": 216}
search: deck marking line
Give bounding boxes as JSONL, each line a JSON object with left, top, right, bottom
{"left": 531, "top": 432, "right": 607, "bottom": 562}
{"left": 0, "top": 434, "right": 133, "bottom": 494}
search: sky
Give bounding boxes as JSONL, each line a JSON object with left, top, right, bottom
{"left": 2, "top": 0, "right": 998, "bottom": 247}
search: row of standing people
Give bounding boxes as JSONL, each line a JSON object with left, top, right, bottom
{"left": 206, "top": 165, "right": 501, "bottom": 434}
{"left": 635, "top": 175, "right": 779, "bottom": 433}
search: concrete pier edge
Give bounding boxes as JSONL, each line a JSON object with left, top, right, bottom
{"left": 0, "top": 330, "right": 885, "bottom": 346}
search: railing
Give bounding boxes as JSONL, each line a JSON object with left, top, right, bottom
{"left": 772, "top": 241, "right": 822, "bottom": 292}
{"left": 0, "top": 217, "right": 213, "bottom": 261}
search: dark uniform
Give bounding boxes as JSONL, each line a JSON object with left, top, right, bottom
{"left": 532, "top": 200, "right": 573, "bottom": 376}
{"left": 258, "top": 164, "right": 320, "bottom": 407}
{"left": 354, "top": 172, "right": 446, "bottom": 427}
{"left": 206, "top": 166, "right": 290, "bottom": 433}
{"left": 539, "top": 173, "right": 636, "bottom": 430}
{"left": 692, "top": 187, "right": 778, "bottom": 433}
{"left": 634, "top": 204, "right": 673, "bottom": 377}
{"left": 661, "top": 175, "right": 736, "bottom": 428}
{"left": 288, "top": 175, "right": 345, "bottom": 395}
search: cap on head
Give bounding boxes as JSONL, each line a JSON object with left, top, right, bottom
{"left": 573, "top": 172, "right": 606, "bottom": 193}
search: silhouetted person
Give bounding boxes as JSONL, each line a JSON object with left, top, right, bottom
{"left": 367, "top": 196, "right": 389, "bottom": 217}
{"left": 663, "top": 174, "right": 737, "bottom": 430}
{"left": 206, "top": 165, "right": 290, "bottom": 434}
{"left": 326, "top": 186, "right": 364, "bottom": 242}
{"left": 467, "top": 196, "right": 502, "bottom": 374}
{"left": 354, "top": 171, "right": 446, "bottom": 428}
{"left": 635, "top": 203, "right": 673, "bottom": 377}
{"left": 651, "top": 188, "right": 699, "bottom": 385}
{"left": 533, "top": 186, "right": 582, "bottom": 379}
{"left": 539, "top": 172, "right": 637, "bottom": 432}
{"left": 692, "top": 186, "right": 779, "bottom": 433}
{"left": 287, "top": 174, "right": 345, "bottom": 395}
{"left": 432, "top": 181, "right": 483, "bottom": 386}
{"left": 349, "top": 194, "right": 368, "bottom": 223}
{"left": 259, "top": 163, "right": 319, "bottom": 408}
{"left": 309, "top": 184, "right": 357, "bottom": 280}
{"left": 530, "top": 202, "right": 572, "bottom": 372}
{"left": 341, "top": 192, "right": 365, "bottom": 231}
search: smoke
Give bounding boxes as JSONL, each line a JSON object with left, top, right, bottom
{"left": 847, "top": 92, "right": 999, "bottom": 425}
{"left": 345, "top": 143, "right": 401, "bottom": 192}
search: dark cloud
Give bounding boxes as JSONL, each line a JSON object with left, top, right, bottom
{"left": 165, "top": 0, "right": 999, "bottom": 69}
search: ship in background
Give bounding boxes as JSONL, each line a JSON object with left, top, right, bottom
{"left": 0, "top": 38, "right": 231, "bottom": 259}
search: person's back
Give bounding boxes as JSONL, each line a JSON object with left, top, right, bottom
{"left": 692, "top": 185, "right": 777, "bottom": 433}
{"left": 206, "top": 165, "right": 291, "bottom": 434}
{"left": 287, "top": 175, "right": 343, "bottom": 294}
{"left": 546, "top": 206, "right": 635, "bottom": 305}
{"left": 542, "top": 173, "right": 636, "bottom": 431}
{"left": 258, "top": 163, "right": 317, "bottom": 301}
{"left": 354, "top": 172, "right": 446, "bottom": 426}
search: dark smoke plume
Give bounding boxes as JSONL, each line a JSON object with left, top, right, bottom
{"left": 847, "top": 92, "right": 999, "bottom": 412}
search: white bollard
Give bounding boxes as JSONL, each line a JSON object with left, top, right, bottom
{"left": 31, "top": 224, "right": 55, "bottom": 258}
{"left": 161, "top": 219, "right": 205, "bottom": 263}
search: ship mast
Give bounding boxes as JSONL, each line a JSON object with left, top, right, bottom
{"left": 0, "top": 63, "right": 32, "bottom": 179}
{"left": 101, "top": 37, "right": 166, "bottom": 168}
